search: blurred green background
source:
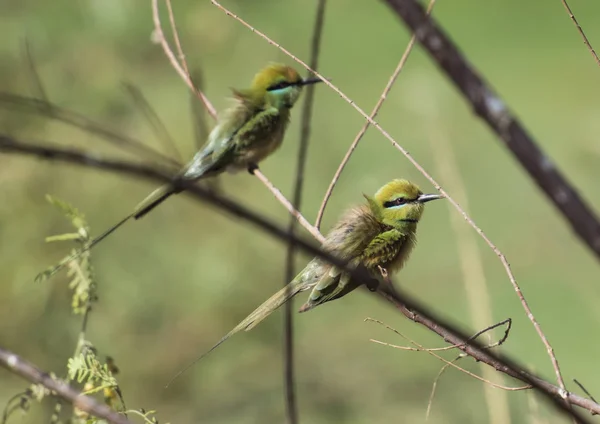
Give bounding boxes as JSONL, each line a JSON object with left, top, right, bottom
{"left": 1, "top": 0, "right": 600, "bottom": 423}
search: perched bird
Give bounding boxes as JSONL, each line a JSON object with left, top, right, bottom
{"left": 133, "top": 62, "right": 322, "bottom": 219}
{"left": 167, "top": 179, "right": 442, "bottom": 385}
{"left": 37, "top": 63, "right": 322, "bottom": 281}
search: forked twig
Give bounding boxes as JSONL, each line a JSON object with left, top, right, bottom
{"left": 211, "top": 0, "right": 571, "bottom": 405}
{"left": 559, "top": 0, "right": 600, "bottom": 67}
{"left": 314, "top": 0, "right": 436, "bottom": 229}
{"left": 367, "top": 318, "right": 529, "bottom": 391}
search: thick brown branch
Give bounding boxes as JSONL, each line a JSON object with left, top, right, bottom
{"left": 0, "top": 135, "right": 596, "bottom": 422}
{"left": 381, "top": 0, "right": 600, "bottom": 261}
{"left": 0, "top": 347, "right": 129, "bottom": 424}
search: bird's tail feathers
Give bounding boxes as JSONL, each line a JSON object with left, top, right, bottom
{"left": 133, "top": 184, "right": 177, "bottom": 220}
{"left": 165, "top": 280, "right": 307, "bottom": 388}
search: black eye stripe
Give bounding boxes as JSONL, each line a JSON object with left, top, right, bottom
{"left": 267, "top": 81, "right": 292, "bottom": 91}
{"left": 383, "top": 197, "right": 408, "bottom": 208}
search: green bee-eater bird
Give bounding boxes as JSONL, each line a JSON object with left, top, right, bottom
{"left": 132, "top": 62, "right": 322, "bottom": 219}
{"left": 38, "top": 63, "right": 322, "bottom": 280}
{"left": 168, "top": 179, "right": 442, "bottom": 384}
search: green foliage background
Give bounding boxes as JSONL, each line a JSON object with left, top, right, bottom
{"left": 1, "top": 0, "right": 599, "bottom": 423}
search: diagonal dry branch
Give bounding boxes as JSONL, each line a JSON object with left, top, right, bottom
{"left": 0, "top": 346, "right": 129, "bottom": 424}
{"left": 559, "top": 0, "right": 600, "bottom": 67}
{"left": 0, "top": 134, "right": 596, "bottom": 423}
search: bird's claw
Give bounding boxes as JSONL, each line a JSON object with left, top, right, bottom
{"left": 247, "top": 163, "right": 259, "bottom": 175}
{"left": 366, "top": 278, "right": 379, "bottom": 292}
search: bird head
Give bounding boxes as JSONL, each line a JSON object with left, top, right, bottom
{"left": 364, "top": 179, "right": 443, "bottom": 227}
{"left": 250, "top": 63, "right": 322, "bottom": 108}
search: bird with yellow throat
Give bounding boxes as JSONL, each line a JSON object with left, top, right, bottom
{"left": 168, "top": 179, "right": 442, "bottom": 384}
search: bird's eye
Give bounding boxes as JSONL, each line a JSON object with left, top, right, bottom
{"left": 383, "top": 197, "right": 407, "bottom": 208}
{"left": 267, "top": 81, "right": 290, "bottom": 91}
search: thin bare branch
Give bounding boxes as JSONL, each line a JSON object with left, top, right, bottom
{"left": 371, "top": 339, "right": 529, "bottom": 391}
{"left": 282, "top": 0, "right": 327, "bottom": 422}
{"left": 0, "top": 346, "right": 129, "bottom": 424}
{"left": 428, "top": 124, "right": 511, "bottom": 423}
{"left": 151, "top": 0, "right": 217, "bottom": 120}
{"left": 314, "top": 0, "right": 436, "bottom": 229}
{"left": 367, "top": 317, "right": 511, "bottom": 352}
{"left": 426, "top": 357, "right": 455, "bottom": 421}
{"left": 165, "top": 0, "right": 191, "bottom": 78}
{"left": 559, "top": 0, "right": 600, "bottom": 67}
{"left": 122, "top": 82, "right": 183, "bottom": 162}
{"left": 253, "top": 168, "right": 325, "bottom": 243}
{"left": 1, "top": 135, "right": 595, "bottom": 422}
{"left": 573, "top": 379, "right": 599, "bottom": 414}
{"left": 0, "top": 93, "right": 179, "bottom": 168}
{"left": 21, "top": 39, "right": 49, "bottom": 104}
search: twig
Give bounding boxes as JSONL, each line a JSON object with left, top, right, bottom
{"left": 314, "top": 0, "right": 436, "bottom": 229}
{"left": 367, "top": 317, "right": 511, "bottom": 353}
{"left": 165, "top": 0, "right": 191, "bottom": 78}
{"left": 21, "top": 39, "right": 49, "bottom": 104}
{"left": 0, "top": 93, "right": 179, "bottom": 168}
{"left": 151, "top": 0, "right": 217, "bottom": 120}
{"left": 370, "top": 339, "right": 528, "bottom": 391}
{"left": 282, "top": 1, "right": 327, "bottom": 422}
{"left": 425, "top": 358, "right": 455, "bottom": 421}
{"left": 210, "top": 0, "right": 574, "bottom": 411}
{"left": 189, "top": 70, "right": 210, "bottom": 152}
{"left": 0, "top": 347, "right": 129, "bottom": 424}
{"left": 574, "top": 379, "right": 599, "bottom": 415}
{"left": 122, "top": 82, "right": 183, "bottom": 162}
{"left": 1, "top": 135, "right": 597, "bottom": 422}
{"left": 559, "top": 0, "right": 600, "bottom": 67}
{"left": 253, "top": 169, "right": 325, "bottom": 243}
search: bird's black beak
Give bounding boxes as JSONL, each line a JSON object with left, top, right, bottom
{"left": 298, "top": 77, "right": 324, "bottom": 87}
{"left": 417, "top": 193, "right": 443, "bottom": 203}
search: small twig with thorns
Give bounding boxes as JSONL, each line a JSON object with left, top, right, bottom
{"left": 559, "top": 0, "right": 600, "bottom": 67}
